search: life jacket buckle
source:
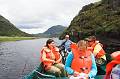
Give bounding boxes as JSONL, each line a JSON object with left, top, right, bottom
{"left": 80, "top": 56, "right": 85, "bottom": 59}
{"left": 80, "top": 67, "right": 88, "bottom": 71}
{"left": 79, "top": 56, "right": 87, "bottom": 59}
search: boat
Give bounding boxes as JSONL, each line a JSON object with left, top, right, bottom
{"left": 23, "top": 62, "right": 104, "bottom": 79}
{"left": 23, "top": 46, "right": 105, "bottom": 79}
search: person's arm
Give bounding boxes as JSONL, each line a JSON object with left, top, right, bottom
{"left": 88, "top": 53, "right": 97, "bottom": 78}
{"left": 42, "top": 50, "right": 55, "bottom": 63}
{"left": 69, "top": 40, "right": 72, "bottom": 44}
{"left": 64, "top": 52, "right": 74, "bottom": 74}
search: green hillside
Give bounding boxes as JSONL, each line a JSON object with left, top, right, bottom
{"left": 44, "top": 25, "right": 66, "bottom": 36}
{"left": 36, "top": 25, "right": 67, "bottom": 37}
{"left": 60, "top": 0, "right": 120, "bottom": 47}
{"left": 0, "top": 15, "right": 32, "bottom": 37}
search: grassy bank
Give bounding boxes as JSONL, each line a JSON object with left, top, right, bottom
{"left": 0, "top": 36, "right": 39, "bottom": 42}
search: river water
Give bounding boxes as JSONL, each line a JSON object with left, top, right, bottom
{"left": 0, "top": 38, "right": 62, "bottom": 79}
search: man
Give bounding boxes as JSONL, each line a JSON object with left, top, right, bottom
{"left": 60, "top": 35, "right": 72, "bottom": 64}
{"left": 86, "top": 36, "right": 106, "bottom": 61}
{"left": 85, "top": 36, "right": 106, "bottom": 75}
{"left": 61, "top": 35, "right": 72, "bottom": 52}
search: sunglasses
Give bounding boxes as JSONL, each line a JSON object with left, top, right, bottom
{"left": 88, "top": 41, "right": 93, "bottom": 42}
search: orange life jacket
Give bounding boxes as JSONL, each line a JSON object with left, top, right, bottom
{"left": 89, "top": 42, "right": 105, "bottom": 59}
{"left": 70, "top": 43, "right": 92, "bottom": 74}
{"left": 40, "top": 47, "right": 55, "bottom": 67}
{"left": 51, "top": 47, "right": 61, "bottom": 62}
{"left": 40, "top": 46, "right": 61, "bottom": 69}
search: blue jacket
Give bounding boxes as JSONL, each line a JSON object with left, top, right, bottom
{"left": 64, "top": 52, "right": 97, "bottom": 78}
{"left": 64, "top": 39, "right": 72, "bottom": 51}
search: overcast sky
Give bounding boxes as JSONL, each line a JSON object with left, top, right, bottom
{"left": 0, "top": 0, "right": 100, "bottom": 34}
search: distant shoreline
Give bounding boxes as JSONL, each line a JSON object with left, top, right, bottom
{"left": 0, "top": 36, "right": 39, "bottom": 42}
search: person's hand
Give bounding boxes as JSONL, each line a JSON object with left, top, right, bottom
{"left": 51, "top": 60, "right": 55, "bottom": 64}
{"left": 73, "top": 71, "right": 79, "bottom": 77}
{"left": 84, "top": 74, "right": 89, "bottom": 79}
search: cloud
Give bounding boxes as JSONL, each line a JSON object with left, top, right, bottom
{"left": 0, "top": 0, "right": 101, "bottom": 34}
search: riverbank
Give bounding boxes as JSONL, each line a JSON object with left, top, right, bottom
{"left": 0, "top": 36, "right": 39, "bottom": 42}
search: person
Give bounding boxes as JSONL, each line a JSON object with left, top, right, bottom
{"left": 65, "top": 40, "right": 97, "bottom": 79}
{"left": 61, "top": 34, "right": 72, "bottom": 52}
{"left": 85, "top": 36, "right": 106, "bottom": 61}
{"left": 60, "top": 35, "right": 73, "bottom": 64}
{"left": 40, "top": 39, "right": 65, "bottom": 76}
{"left": 105, "top": 51, "right": 120, "bottom": 79}
{"left": 85, "top": 36, "right": 106, "bottom": 75}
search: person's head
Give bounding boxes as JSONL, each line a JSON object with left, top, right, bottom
{"left": 77, "top": 40, "right": 87, "bottom": 51}
{"left": 65, "top": 35, "right": 70, "bottom": 40}
{"left": 111, "top": 51, "right": 120, "bottom": 59}
{"left": 85, "top": 36, "right": 96, "bottom": 46}
{"left": 46, "top": 39, "right": 55, "bottom": 48}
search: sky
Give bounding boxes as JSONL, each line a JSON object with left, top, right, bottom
{"left": 0, "top": 0, "right": 100, "bottom": 34}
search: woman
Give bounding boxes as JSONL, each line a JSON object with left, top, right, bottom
{"left": 65, "top": 40, "right": 97, "bottom": 79}
{"left": 41, "top": 39, "right": 64, "bottom": 76}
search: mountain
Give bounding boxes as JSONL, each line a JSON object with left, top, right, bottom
{"left": 0, "top": 15, "right": 32, "bottom": 37}
{"left": 44, "top": 25, "right": 66, "bottom": 34}
{"left": 36, "top": 25, "right": 67, "bottom": 37}
{"left": 59, "top": 0, "right": 120, "bottom": 48}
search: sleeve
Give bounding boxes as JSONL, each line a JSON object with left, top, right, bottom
{"left": 64, "top": 52, "right": 74, "bottom": 75}
{"left": 88, "top": 53, "right": 97, "bottom": 78}
{"left": 93, "top": 44, "right": 102, "bottom": 57}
